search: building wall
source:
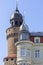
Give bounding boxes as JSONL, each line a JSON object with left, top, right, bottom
{"left": 4, "top": 58, "right": 16, "bottom": 65}
{"left": 30, "top": 36, "right": 34, "bottom": 42}
{"left": 16, "top": 41, "right": 33, "bottom": 65}
{"left": 30, "top": 36, "right": 43, "bottom": 43}
{"left": 32, "top": 43, "right": 43, "bottom": 65}
{"left": 6, "top": 27, "right": 19, "bottom": 56}
{"left": 16, "top": 41, "right": 43, "bottom": 65}
{"left": 3, "top": 26, "right": 19, "bottom": 65}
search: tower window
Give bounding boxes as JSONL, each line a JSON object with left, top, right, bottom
{"left": 14, "top": 33, "right": 16, "bottom": 35}
{"left": 15, "top": 21, "right": 18, "bottom": 26}
{"left": 11, "top": 58, "right": 13, "bottom": 61}
{"left": 20, "top": 48, "right": 26, "bottom": 56}
{"left": 21, "top": 63, "right": 28, "bottom": 65}
{"left": 26, "top": 49, "right": 30, "bottom": 57}
{"left": 19, "top": 33, "right": 29, "bottom": 41}
{"left": 13, "top": 28, "right": 15, "bottom": 30}
{"left": 6, "top": 59, "right": 8, "bottom": 61}
{"left": 12, "top": 22, "right": 13, "bottom": 26}
{"left": 20, "top": 22, "right": 22, "bottom": 25}
{"left": 14, "top": 38, "right": 18, "bottom": 43}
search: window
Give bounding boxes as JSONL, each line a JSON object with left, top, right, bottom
{"left": 26, "top": 49, "right": 30, "bottom": 57}
{"left": 6, "top": 59, "right": 8, "bottom": 61}
{"left": 11, "top": 58, "right": 13, "bottom": 61}
{"left": 11, "top": 20, "right": 15, "bottom": 26}
{"left": 21, "top": 63, "right": 28, "bottom": 65}
{"left": 34, "top": 37, "right": 40, "bottom": 43}
{"left": 36, "top": 39, "right": 39, "bottom": 43}
{"left": 14, "top": 38, "right": 18, "bottom": 43}
{"left": 13, "top": 28, "right": 15, "bottom": 30}
{"left": 20, "top": 48, "right": 30, "bottom": 57}
{"left": 35, "top": 50, "right": 40, "bottom": 58}
{"left": 12, "top": 22, "right": 13, "bottom": 26}
{"left": 20, "top": 33, "right": 29, "bottom": 41}
{"left": 15, "top": 21, "right": 18, "bottom": 26}
{"left": 22, "top": 33, "right": 28, "bottom": 40}
{"left": 20, "top": 48, "right": 26, "bottom": 56}
{"left": 20, "top": 22, "right": 22, "bottom": 26}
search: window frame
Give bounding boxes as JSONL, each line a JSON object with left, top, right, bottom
{"left": 35, "top": 50, "right": 40, "bottom": 58}
{"left": 26, "top": 49, "right": 30, "bottom": 57}
{"left": 20, "top": 32, "right": 28, "bottom": 40}
{"left": 21, "top": 63, "right": 28, "bottom": 65}
{"left": 20, "top": 48, "right": 26, "bottom": 56}
{"left": 34, "top": 37, "right": 40, "bottom": 43}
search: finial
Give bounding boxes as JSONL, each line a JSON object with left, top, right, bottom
{"left": 23, "top": 16, "right": 25, "bottom": 25}
{"left": 16, "top": 0, "right": 19, "bottom": 11}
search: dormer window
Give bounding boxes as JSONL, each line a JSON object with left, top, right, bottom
{"left": 34, "top": 37, "right": 40, "bottom": 43}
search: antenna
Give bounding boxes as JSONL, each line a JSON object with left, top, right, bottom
{"left": 16, "top": 0, "right": 19, "bottom": 11}
{"left": 23, "top": 11, "right": 26, "bottom": 24}
{"left": 23, "top": 16, "right": 25, "bottom": 25}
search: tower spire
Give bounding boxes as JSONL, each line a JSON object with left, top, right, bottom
{"left": 16, "top": 0, "right": 19, "bottom": 11}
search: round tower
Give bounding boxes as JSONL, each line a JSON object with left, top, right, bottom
{"left": 15, "top": 20, "right": 33, "bottom": 65}
{"left": 6, "top": 7, "right": 23, "bottom": 56}
{"left": 3, "top": 4, "right": 23, "bottom": 65}
{"left": 18, "top": 20, "right": 30, "bottom": 41}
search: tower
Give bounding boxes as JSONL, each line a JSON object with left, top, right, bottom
{"left": 15, "top": 20, "right": 33, "bottom": 65}
{"left": 3, "top": 3, "right": 23, "bottom": 65}
{"left": 18, "top": 20, "right": 29, "bottom": 41}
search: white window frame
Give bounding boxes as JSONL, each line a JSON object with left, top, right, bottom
{"left": 35, "top": 50, "right": 40, "bottom": 58}
{"left": 22, "top": 33, "right": 28, "bottom": 40}
{"left": 26, "top": 49, "right": 30, "bottom": 57}
{"left": 20, "top": 48, "right": 26, "bottom": 56}
{"left": 34, "top": 37, "right": 40, "bottom": 43}
{"left": 21, "top": 63, "right": 28, "bottom": 65}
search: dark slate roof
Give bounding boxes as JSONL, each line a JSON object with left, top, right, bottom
{"left": 30, "top": 32, "right": 43, "bottom": 36}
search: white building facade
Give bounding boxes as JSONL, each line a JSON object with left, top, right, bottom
{"left": 15, "top": 20, "right": 43, "bottom": 65}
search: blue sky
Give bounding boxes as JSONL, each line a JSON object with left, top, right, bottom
{"left": 0, "top": 0, "right": 43, "bottom": 65}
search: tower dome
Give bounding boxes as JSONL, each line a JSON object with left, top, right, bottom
{"left": 19, "top": 21, "right": 29, "bottom": 31}
{"left": 10, "top": 9, "right": 22, "bottom": 20}
{"left": 18, "top": 20, "right": 30, "bottom": 41}
{"left": 10, "top": 7, "right": 23, "bottom": 27}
